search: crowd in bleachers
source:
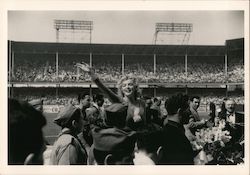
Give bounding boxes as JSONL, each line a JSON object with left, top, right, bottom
{"left": 11, "top": 60, "right": 244, "bottom": 83}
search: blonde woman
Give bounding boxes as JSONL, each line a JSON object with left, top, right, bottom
{"left": 76, "top": 63, "right": 146, "bottom": 130}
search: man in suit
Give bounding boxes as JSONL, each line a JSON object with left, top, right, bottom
{"left": 220, "top": 98, "right": 244, "bottom": 144}
{"left": 186, "top": 96, "right": 206, "bottom": 135}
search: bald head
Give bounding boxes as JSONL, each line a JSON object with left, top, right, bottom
{"left": 225, "top": 99, "right": 236, "bottom": 114}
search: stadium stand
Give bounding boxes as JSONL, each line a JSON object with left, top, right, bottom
{"left": 9, "top": 38, "right": 244, "bottom": 83}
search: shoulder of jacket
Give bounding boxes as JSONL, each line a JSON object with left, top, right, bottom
{"left": 55, "top": 134, "right": 78, "bottom": 146}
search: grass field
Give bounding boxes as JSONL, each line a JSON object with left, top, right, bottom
{"left": 43, "top": 112, "right": 61, "bottom": 145}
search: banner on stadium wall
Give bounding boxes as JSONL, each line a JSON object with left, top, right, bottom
{"left": 43, "top": 105, "right": 64, "bottom": 113}
{"left": 43, "top": 105, "right": 80, "bottom": 113}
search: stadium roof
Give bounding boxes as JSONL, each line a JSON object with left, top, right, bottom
{"left": 226, "top": 38, "right": 244, "bottom": 51}
{"left": 9, "top": 41, "right": 227, "bottom": 56}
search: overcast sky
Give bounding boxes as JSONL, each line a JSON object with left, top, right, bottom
{"left": 8, "top": 11, "right": 244, "bottom": 45}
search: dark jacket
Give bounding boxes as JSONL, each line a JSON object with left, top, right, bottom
{"left": 221, "top": 112, "right": 244, "bottom": 143}
{"left": 159, "top": 120, "right": 195, "bottom": 165}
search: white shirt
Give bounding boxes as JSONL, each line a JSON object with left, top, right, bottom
{"left": 227, "top": 112, "right": 236, "bottom": 124}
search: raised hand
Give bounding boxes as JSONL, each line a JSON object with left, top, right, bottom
{"left": 75, "top": 62, "right": 97, "bottom": 80}
{"left": 75, "top": 62, "right": 92, "bottom": 73}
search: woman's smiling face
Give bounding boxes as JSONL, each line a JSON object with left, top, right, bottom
{"left": 121, "top": 79, "right": 135, "bottom": 98}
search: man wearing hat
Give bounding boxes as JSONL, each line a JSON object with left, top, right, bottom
{"left": 29, "top": 99, "right": 43, "bottom": 112}
{"left": 88, "top": 103, "right": 136, "bottom": 165}
{"left": 49, "top": 104, "right": 88, "bottom": 165}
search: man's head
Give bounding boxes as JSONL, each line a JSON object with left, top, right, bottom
{"left": 143, "top": 96, "right": 152, "bottom": 108}
{"left": 153, "top": 97, "right": 161, "bottom": 106}
{"left": 225, "top": 99, "right": 236, "bottom": 114}
{"left": 8, "top": 98, "right": 46, "bottom": 165}
{"left": 93, "top": 94, "right": 104, "bottom": 107}
{"left": 78, "top": 93, "right": 91, "bottom": 108}
{"left": 92, "top": 127, "right": 136, "bottom": 165}
{"left": 189, "top": 96, "right": 200, "bottom": 111}
{"left": 165, "top": 93, "right": 189, "bottom": 124}
{"left": 135, "top": 124, "right": 163, "bottom": 164}
{"left": 54, "top": 104, "right": 85, "bottom": 134}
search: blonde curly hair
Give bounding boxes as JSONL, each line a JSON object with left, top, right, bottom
{"left": 116, "top": 76, "right": 141, "bottom": 99}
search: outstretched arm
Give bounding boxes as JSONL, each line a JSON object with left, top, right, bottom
{"left": 76, "top": 62, "right": 122, "bottom": 103}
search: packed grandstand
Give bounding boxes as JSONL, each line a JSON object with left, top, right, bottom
{"left": 9, "top": 38, "right": 243, "bottom": 84}
{"left": 8, "top": 38, "right": 244, "bottom": 109}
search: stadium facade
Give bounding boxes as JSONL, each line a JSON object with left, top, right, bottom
{"left": 8, "top": 38, "right": 244, "bottom": 110}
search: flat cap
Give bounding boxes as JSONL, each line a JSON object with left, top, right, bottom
{"left": 54, "top": 104, "right": 79, "bottom": 127}
{"left": 92, "top": 127, "right": 136, "bottom": 154}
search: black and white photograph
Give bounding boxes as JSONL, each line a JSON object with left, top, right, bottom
{"left": 1, "top": 1, "right": 249, "bottom": 175}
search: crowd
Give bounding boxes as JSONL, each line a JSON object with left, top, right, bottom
{"left": 11, "top": 61, "right": 244, "bottom": 83}
{"left": 9, "top": 93, "right": 244, "bottom": 165}
{"left": 8, "top": 62, "right": 244, "bottom": 165}
{"left": 17, "top": 94, "right": 244, "bottom": 108}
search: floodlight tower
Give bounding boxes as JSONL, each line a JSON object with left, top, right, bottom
{"left": 152, "top": 23, "right": 193, "bottom": 87}
{"left": 153, "top": 23, "right": 192, "bottom": 45}
{"left": 54, "top": 20, "right": 94, "bottom": 96}
{"left": 54, "top": 20, "right": 93, "bottom": 43}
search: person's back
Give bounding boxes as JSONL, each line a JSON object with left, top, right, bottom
{"left": 159, "top": 93, "right": 195, "bottom": 165}
{"left": 8, "top": 98, "right": 47, "bottom": 165}
{"left": 50, "top": 128, "right": 87, "bottom": 165}
{"left": 160, "top": 120, "right": 194, "bottom": 165}
{"left": 50, "top": 104, "right": 87, "bottom": 165}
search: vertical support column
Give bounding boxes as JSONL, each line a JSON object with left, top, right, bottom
{"left": 8, "top": 41, "right": 13, "bottom": 98}
{"left": 185, "top": 53, "right": 188, "bottom": 79}
{"left": 56, "top": 52, "right": 59, "bottom": 81}
{"left": 56, "top": 86, "right": 58, "bottom": 99}
{"left": 90, "top": 52, "right": 92, "bottom": 67}
{"left": 205, "top": 85, "right": 208, "bottom": 112}
{"left": 89, "top": 52, "right": 93, "bottom": 97}
{"left": 225, "top": 54, "right": 228, "bottom": 82}
{"left": 8, "top": 41, "right": 12, "bottom": 81}
{"left": 11, "top": 52, "right": 15, "bottom": 80}
{"left": 154, "top": 54, "right": 156, "bottom": 75}
{"left": 122, "top": 54, "right": 124, "bottom": 76}
{"left": 154, "top": 86, "right": 157, "bottom": 97}
{"left": 77, "top": 67, "right": 80, "bottom": 81}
